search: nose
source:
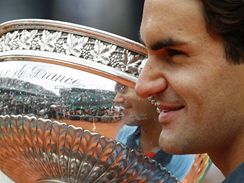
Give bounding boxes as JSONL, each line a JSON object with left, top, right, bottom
{"left": 135, "top": 60, "right": 167, "bottom": 98}
{"left": 113, "top": 93, "right": 125, "bottom": 104}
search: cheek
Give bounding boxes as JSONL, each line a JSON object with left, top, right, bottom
{"left": 181, "top": 74, "right": 239, "bottom": 129}
{"left": 169, "top": 62, "right": 227, "bottom": 108}
{"left": 169, "top": 72, "right": 206, "bottom": 109}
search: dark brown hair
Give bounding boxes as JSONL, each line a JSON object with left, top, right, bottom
{"left": 201, "top": 0, "right": 244, "bottom": 64}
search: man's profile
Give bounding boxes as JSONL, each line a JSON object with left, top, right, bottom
{"left": 135, "top": 0, "right": 244, "bottom": 182}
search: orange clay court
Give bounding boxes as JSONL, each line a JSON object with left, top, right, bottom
{"left": 61, "top": 119, "right": 124, "bottom": 139}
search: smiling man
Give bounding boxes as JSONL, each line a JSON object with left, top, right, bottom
{"left": 135, "top": 0, "right": 244, "bottom": 182}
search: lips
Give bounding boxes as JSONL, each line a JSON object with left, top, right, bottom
{"left": 113, "top": 105, "right": 125, "bottom": 113}
{"left": 113, "top": 103, "right": 132, "bottom": 115}
{"left": 148, "top": 96, "right": 184, "bottom": 111}
{"left": 148, "top": 96, "right": 185, "bottom": 123}
{"left": 158, "top": 105, "right": 184, "bottom": 113}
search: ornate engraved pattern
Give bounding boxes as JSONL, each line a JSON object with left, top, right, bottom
{"left": 0, "top": 115, "right": 177, "bottom": 183}
{"left": 0, "top": 30, "right": 146, "bottom": 77}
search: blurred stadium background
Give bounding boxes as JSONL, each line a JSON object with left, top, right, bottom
{"left": 0, "top": 0, "right": 144, "bottom": 42}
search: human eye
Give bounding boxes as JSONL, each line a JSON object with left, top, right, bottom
{"left": 164, "top": 48, "right": 188, "bottom": 64}
{"left": 167, "top": 48, "right": 185, "bottom": 57}
{"left": 115, "top": 83, "right": 127, "bottom": 94}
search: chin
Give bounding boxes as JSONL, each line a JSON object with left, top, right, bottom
{"left": 160, "top": 135, "right": 201, "bottom": 155}
{"left": 160, "top": 143, "right": 188, "bottom": 155}
{"left": 159, "top": 132, "right": 188, "bottom": 155}
{"left": 123, "top": 117, "right": 139, "bottom": 126}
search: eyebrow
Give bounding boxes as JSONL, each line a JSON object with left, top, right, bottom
{"left": 139, "top": 36, "right": 186, "bottom": 51}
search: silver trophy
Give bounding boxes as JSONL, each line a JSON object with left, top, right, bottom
{"left": 0, "top": 19, "right": 210, "bottom": 183}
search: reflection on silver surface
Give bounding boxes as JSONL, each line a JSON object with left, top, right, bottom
{"left": 0, "top": 61, "right": 119, "bottom": 125}
{"left": 0, "top": 115, "right": 177, "bottom": 183}
{"left": 0, "top": 19, "right": 210, "bottom": 183}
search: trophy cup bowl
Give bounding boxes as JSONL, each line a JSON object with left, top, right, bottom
{"left": 0, "top": 19, "right": 210, "bottom": 183}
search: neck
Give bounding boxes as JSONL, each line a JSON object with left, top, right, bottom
{"left": 208, "top": 132, "right": 244, "bottom": 177}
{"left": 139, "top": 121, "right": 162, "bottom": 153}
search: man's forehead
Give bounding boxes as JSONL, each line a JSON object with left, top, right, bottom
{"left": 140, "top": 0, "right": 179, "bottom": 45}
{"left": 140, "top": 0, "right": 204, "bottom": 47}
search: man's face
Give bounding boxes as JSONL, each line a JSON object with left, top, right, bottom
{"left": 136, "top": 0, "right": 244, "bottom": 154}
{"left": 114, "top": 84, "right": 158, "bottom": 126}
